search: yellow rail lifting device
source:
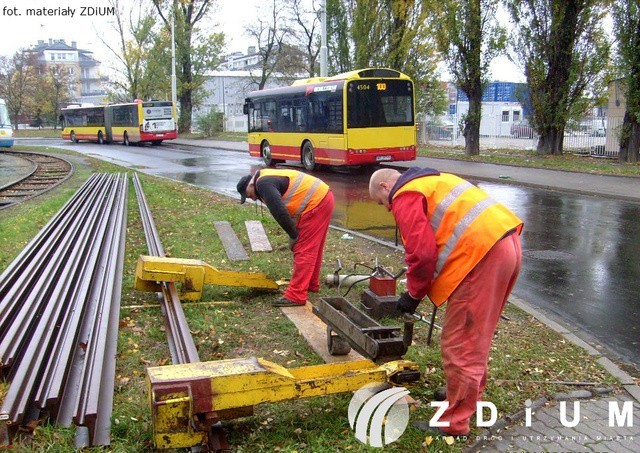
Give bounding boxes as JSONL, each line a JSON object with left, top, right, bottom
{"left": 147, "top": 357, "right": 420, "bottom": 449}
{"left": 134, "top": 255, "right": 280, "bottom": 300}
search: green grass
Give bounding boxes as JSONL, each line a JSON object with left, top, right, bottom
{"left": 11, "top": 128, "right": 62, "bottom": 138}
{"left": 417, "top": 145, "right": 640, "bottom": 177}
{"left": 0, "top": 146, "right": 628, "bottom": 452}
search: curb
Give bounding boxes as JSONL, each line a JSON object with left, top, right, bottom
{"left": 463, "top": 294, "right": 640, "bottom": 452}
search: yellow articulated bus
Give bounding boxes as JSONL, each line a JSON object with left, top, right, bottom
{"left": 243, "top": 68, "right": 417, "bottom": 171}
{"left": 61, "top": 100, "right": 177, "bottom": 145}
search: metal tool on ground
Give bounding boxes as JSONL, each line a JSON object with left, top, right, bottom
{"left": 312, "top": 296, "right": 421, "bottom": 375}
{"left": 325, "top": 258, "right": 407, "bottom": 319}
{"left": 146, "top": 356, "right": 420, "bottom": 450}
{"left": 134, "top": 255, "right": 280, "bottom": 301}
{"left": 325, "top": 258, "right": 441, "bottom": 345}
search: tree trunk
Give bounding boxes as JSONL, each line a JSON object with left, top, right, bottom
{"left": 178, "top": 33, "right": 193, "bottom": 134}
{"left": 178, "top": 89, "right": 192, "bottom": 133}
{"left": 537, "top": 127, "right": 565, "bottom": 155}
{"left": 619, "top": 111, "right": 640, "bottom": 163}
{"left": 464, "top": 86, "right": 482, "bottom": 156}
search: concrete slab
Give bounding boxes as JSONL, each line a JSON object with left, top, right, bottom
{"left": 213, "top": 221, "right": 249, "bottom": 261}
{"left": 245, "top": 220, "right": 272, "bottom": 252}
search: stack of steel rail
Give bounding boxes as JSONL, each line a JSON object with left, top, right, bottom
{"left": 0, "top": 173, "right": 128, "bottom": 447}
{"left": 132, "top": 173, "right": 200, "bottom": 364}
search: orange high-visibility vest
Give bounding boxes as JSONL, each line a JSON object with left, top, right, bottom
{"left": 258, "top": 169, "right": 329, "bottom": 224}
{"left": 393, "top": 173, "right": 523, "bottom": 306}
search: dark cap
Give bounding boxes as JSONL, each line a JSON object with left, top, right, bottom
{"left": 237, "top": 174, "right": 252, "bottom": 204}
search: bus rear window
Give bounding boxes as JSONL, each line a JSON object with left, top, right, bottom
{"left": 347, "top": 80, "right": 414, "bottom": 128}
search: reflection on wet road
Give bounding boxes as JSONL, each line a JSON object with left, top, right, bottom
{"left": 48, "top": 141, "right": 640, "bottom": 369}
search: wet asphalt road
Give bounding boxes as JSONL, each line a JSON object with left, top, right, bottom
{"left": 18, "top": 139, "right": 640, "bottom": 370}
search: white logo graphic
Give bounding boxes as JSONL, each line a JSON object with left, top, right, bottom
{"left": 348, "top": 383, "right": 410, "bottom": 447}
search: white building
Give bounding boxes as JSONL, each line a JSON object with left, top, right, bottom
{"left": 195, "top": 70, "right": 296, "bottom": 133}
{"left": 29, "top": 39, "right": 108, "bottom": 105}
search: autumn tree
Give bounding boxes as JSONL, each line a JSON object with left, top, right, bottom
{"left": 153, "top": 0, "right": 224, "bottom": 133}
{"left": 326, "top": 0, "right": 446, "bottom": 116}
{"left": 289, "top": 0, "right": 321, "bottom": 77}
{"left": 326, "top": 0, "right": 352, "bottom": 74}
{"left": 244, "top": 0, "right": 293, "bottom": 89}
{"left": 436, "top": 0, "right": 506, "bottom": 156}
{"left": 102, "top": 0, "right": 169, "bottom": 102}
{"left": 507, "top": 0, "right": 611, "bottom": 155}
{"left": 32, "top": 65, "right": 75, "bottom": 129}
{"left": 612, "top": 0, "right": 640, "bottom": 163}
{"left": 0, "top": 51, "right": 39, "bottom": 130}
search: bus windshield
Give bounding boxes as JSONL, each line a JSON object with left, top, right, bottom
{"left": 0, "top": 103, "right": 10, "bottom": 127}
{"left": 347, "top": 79, "right": 414, "bottom": 128}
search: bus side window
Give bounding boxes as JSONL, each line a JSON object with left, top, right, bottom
{"left": 326, "top": 93, "right": 343, "bottom": 133}
{"left": 308, "top": 95, "right": 328, "bottom": 133}
{"left": 293, "top": 100, "right": 306, "bottom": 131}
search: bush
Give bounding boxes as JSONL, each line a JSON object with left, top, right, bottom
{"left": 195, "top": 107, "right": 224, "bottom": 137}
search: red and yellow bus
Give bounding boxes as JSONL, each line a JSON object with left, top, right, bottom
{"left": 61, "top": 100, "right": 178, "bottom": 145}
{"left": 243, "top": 68, "right": 416, "bottom": 171}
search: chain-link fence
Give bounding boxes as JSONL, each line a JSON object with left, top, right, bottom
{"left": 418, "top": 115, "right": 624, "bottom": 158}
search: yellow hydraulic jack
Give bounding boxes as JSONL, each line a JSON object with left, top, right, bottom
{"left": 134, "top": 255, "right": 281, "bottom": 300}
{"left": 147, "top": 357, "right": 420, "bottom": 450}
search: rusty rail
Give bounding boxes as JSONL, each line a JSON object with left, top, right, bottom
{"left": 0, "top": 173, "right": 127, "bottom": 447}
{"left": 0, "top": 151, "right": 73, "bottom": 209}
{"left": 132, "top": 173, "right": 200, "bottom": 364}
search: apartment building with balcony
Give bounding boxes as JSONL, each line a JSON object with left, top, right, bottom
{"left": 28, "top": 39, "right": 108, "bottom": 105}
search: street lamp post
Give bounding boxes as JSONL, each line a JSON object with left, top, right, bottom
{"left": 320, "top": 0, "right": 327, "bottom": 77}
{"left": 171, "top": 12, "right": 178, "bottom": 120}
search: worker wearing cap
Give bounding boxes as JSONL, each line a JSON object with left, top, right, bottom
{"left": 237, "top": 169, "right": 334, "bottom": 307}
{"left": 369, "top": 167, "right": 523, "bottom": 436}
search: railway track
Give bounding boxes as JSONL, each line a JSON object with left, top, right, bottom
{"left": 0, "top": 152, "right": 73, "bottom": 209}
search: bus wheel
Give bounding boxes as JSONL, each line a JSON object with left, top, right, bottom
{"left": 261, "top": 141, "right": 281, "bottom": 167}
{"left": 302, "top": 141, "right": 316, "bottom": 171}
{"left": 151, "top": 140, "right": 163, "bottom": 146}
{"left": 98, "top": 131, "right": 104, "bottom": 144}
{"left": 70, "top": 131, "right": 77, "bottom": 143}
{"left": 123, "top": 132, "right": 130, "bottom": 146}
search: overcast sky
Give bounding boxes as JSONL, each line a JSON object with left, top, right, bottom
{"left": 0, "top": 0, "right": 258, "bottom": 57}
{"left": 1, "top": 0, "right": 526, "bottom": 82}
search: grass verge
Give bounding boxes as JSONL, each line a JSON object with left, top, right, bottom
{"left": 417, "top": 145, "right": 640, "bottom": 177}
{"left": 0, "top": 147, "right": 623, "bottom": 452}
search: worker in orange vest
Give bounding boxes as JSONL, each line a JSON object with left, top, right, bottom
{"left": 369, "top": 167, "right": 523, "bottom": 436}
{"left": 237, "top": 169, "right": 334, "bottom": 307}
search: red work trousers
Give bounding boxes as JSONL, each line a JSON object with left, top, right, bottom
{"left": 284, "top": 191, "right": 335, "bottom": 304}
{"left": 439, "top": 232, "right": 522, "bottom": 435}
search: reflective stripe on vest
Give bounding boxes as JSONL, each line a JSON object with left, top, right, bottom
{"left": 283, "top": 174, "right": 323, "bottom": 222}
{"left": 435, "top": 194, "right": 497, "bottom": 277}
{"left": 259, "top": 169, "right": 328, "bottom": 223}
{"left": 393, "top": 173, "right": 523, "bottom": 305}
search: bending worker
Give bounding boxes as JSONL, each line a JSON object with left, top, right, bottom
{"left": 369, "top": 167, "right": 523, "bottom": 436}
{"left": 237, "top": 169, "right": 334, "bottom": 307}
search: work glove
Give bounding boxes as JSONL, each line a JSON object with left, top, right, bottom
{"left": 288, "top": 236, "right": 298, "bottom": 251}
{"left": 396, "top": 291, "right": 421, "bottom": 314}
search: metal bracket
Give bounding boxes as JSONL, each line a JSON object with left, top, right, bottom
{"left": 135, "top": 255, "right": 280, "bottom": 300}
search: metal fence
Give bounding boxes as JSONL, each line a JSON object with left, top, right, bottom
{"left": 418, "top": 115, "right": 624, "bottom": 158}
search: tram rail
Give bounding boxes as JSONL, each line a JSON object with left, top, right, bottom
{"left": 0, "top": 151, "right": 73, "bottom": 209}
{"left": 132, "top": 173, "right": 200, "bottom": 364}
{"left": 0, "top": 173, "right": 127, "bottom": 447}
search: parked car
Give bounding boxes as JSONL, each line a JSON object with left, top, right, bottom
{"left": 510, "top": 120, "right": 535, "bottom": 138}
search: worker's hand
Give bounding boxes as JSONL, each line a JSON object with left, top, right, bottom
{"left": 288, "top": 236, "right": 298, "bottom": 251}
{"left": 396, "top": 291, "right": 421, "bottom": 314}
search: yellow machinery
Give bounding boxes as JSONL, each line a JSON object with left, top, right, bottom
{"left": 137, "top": 256, "right": 422, "bottom": 449}
{"left": 134, "top": 255, "right": 280, "bottom": 300}
{"left": 147, "top": 357, "right": 420, "bottom": 449}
